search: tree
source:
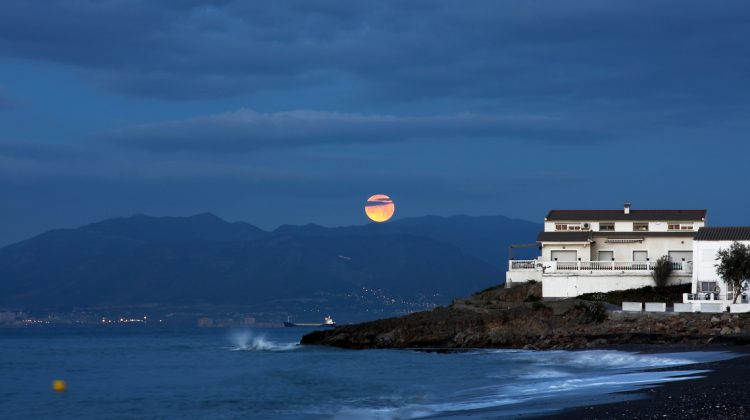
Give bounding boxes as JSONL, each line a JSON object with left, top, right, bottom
{"left": 715, "top": 242, "right": 750, "bottom": 304}
{"left": 652, "top": 255, "right": 672, "bottom": 288}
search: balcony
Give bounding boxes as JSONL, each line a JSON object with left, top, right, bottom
{"left": 508, "top": 259, "right": 692, "bottom": 274}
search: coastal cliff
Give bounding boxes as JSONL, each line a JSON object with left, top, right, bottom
{"left": 301, "top": 283, "right": 750, "bottom": 349}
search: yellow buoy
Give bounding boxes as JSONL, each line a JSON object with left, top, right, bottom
{"left": 52, "top": 379, "right": 67, "bottom": 392}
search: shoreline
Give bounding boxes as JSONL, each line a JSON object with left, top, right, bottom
{"left": 301, "top": 284, "right": 750, "bottom": 351}
{"left": 413, "top": 343, "right": 750, "bottom": 419}
{"left": 540, "top": 345, "right": 750, "bottom": 419}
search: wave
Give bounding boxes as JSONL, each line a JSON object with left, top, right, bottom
{"left": 333, "top": 349, "right": 738, "bottom": 419}
{"left": 228, "top": 330, "right": 298, "bottom": 352}
{"left": 336, "top": 370, "right": 707, "bottom": 419}
{"left": 541, "top": 350, "right": 697, "bottom": 369}
{"left": 516, "top": 368, "right": 571, "bottom": 379}
{"left": 490, "top": 349, "right": 737, "bottom": 370}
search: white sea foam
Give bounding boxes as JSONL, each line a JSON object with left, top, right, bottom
{"left": 506, "top": 369, "right": 709, "bottom": 397}
{"left": 502, "top": 349, "right": 736, "bottom": 370}
{"left": 335, "top": 349, "right": 738, "bottom": 419}
{"left": 516, "top": 368, "right": 571, "bottom": 379}
{"left": 228, "top": 330, "right": 298, "bottom": 352}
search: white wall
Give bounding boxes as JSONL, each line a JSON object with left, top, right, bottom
{"left": 543, "top": 220, "right": 704, "bottom": 233}
{"left": 614, "top": 221, "right": 632, "bottom": 231}
{"left": 692, "top": 239, "right": 750, "bottom": 294}
{"left": 541, "top": 243, "right": 591, "bottom": 262}
{"left": 590, "top": 237, "right": 693, "bottom": 262}
{"left": 541, "top": 236, "right": 694, "bottom": 262}
{"left": 542, "top": 273, "right": 692, "bottom": 298}
{"left": 505, "top": 270, "right": 543, "bottom": 285}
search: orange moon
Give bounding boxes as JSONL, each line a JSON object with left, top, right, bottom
{"left": 365, "top": 194, "right": 395, "bottom": 223}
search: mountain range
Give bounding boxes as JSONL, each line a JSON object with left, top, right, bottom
{"left": 0, "top": 213, "right": 540, "bottom": 316}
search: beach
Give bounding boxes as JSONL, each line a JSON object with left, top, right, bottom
{"left": 550, "top": 345, "right": 750, "bottom": 419}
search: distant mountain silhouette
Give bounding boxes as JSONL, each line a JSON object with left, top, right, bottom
{"left": 353, "top": 214, "right": 541, "bottom": 269}
{"left": 81, "top": 212, "right": 268, "bottom": 242}
{"left": 271, "top": 215, "right": 541, "bottom": 269}
{"left": 0, "top": 213, "right": 540, "bottom": 312}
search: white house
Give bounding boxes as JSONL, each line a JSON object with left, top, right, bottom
{"left": 681, "top": 227, "right": 750, "bottom": 311}
{"left": 506, "top": 203, "right": 706, "bottom": 298}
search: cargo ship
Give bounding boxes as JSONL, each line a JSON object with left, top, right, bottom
{"left": 284, "top": 315, "right": 336, "bottom": 328}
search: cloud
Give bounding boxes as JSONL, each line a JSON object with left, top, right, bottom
{"left": 0, "top": 0, "right": 748, "bottom": 106}
{"left": 106, "top": 108, "right": 607, "bottom": 153}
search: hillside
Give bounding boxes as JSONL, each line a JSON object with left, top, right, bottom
{"left": 0, "top": 213, "right": 540, "bottom": 314}
{"left": 276, "top": 214, "right": 541, "bottom": 270}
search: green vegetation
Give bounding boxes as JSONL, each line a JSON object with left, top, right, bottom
{"left": 716, "top": 242, "right": 750, "bottom": 303}
{"left": 577, "top": 301, "right": 606, "bottom": 323}
{"left": 652, "top": 255, "right": 673, "bottom": 288}
{"left": 577, "top": 284, "right": 690, "bottom": 305}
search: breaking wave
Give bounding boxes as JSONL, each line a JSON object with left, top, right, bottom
{"left": 229, "top": 330, "right": 298, "bottom": 352}
{"left": 333, "top": 350, "right": 738, "bottom": 419}
{"left": 488, "top": 349, "right": 736, "bottom": 369}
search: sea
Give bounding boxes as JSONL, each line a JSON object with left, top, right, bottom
{"left": 0, "top": 326, "right": 738, "bottom": 419}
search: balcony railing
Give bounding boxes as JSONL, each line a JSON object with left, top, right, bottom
{"left": 509, "top": 260, "right": 538, "bottom": 270}
{"left": 508, "top": 259, "right": 692, "bottom": 273}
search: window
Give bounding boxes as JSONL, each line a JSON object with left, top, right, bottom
{"left": 551, "top": 250, "right": 577, "bottom": 262}
{"left": 599, "top": 222, "right": 615, "bottom": 231}
{"left": 668, "top": 251, "right": 692, "bottom": 263}
{"left": 699, "top": 282, "right": 717, "bottom": 293}
{"left": 669, "top": 223, "right": 694, "bottom": 231}
{"left": 555, "top": 223, "right": 581, "bottom": 231}
{"left": 633, "top": 222, "right": 649, "bottom": 231}
{"left": 633, "top": 251, "right": 648, "bottom": 262}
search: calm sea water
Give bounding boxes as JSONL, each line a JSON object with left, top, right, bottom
{"left": 0, "top": 327, "right": 737, "bottom": 419}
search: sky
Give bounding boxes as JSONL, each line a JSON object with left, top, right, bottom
{"left": 1, "top": 0, "right": 749, "bottom": 246}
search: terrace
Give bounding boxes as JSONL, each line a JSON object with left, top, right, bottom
{"left": 509, "top": 259, "right": 693, "bottom": 274}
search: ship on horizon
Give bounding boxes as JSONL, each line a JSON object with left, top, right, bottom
{"left": 284, "top": 315, "right": 336, "bottom": 328}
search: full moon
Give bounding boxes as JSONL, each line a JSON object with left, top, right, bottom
{"left": 365, "top": 194, "right": 395, "bottom": 223}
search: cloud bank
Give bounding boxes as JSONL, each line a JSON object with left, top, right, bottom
{"left": 107, "top": 109, "right": 607, "bottom": 153}
{"left": 0, "top": 0, "right": 747, "bottom": 105}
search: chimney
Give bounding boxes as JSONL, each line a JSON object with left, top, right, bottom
{"left": 624, "top": 202, "right": 631, "bottom": 215}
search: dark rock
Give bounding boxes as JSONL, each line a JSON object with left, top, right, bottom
{"left": 301, "top": 284, "right": 750, "bottom": 350}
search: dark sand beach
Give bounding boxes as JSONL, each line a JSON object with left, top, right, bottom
{"left": 548, "top": 345, "right": 750, "bottom": 419}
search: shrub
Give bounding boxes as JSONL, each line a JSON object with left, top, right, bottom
{"left": 652, "top": 255, "right": 673, "bottom": 288}
{"left": 577, "top": 284, "right": 689, "bottom": 305}
{"left": 578, "top": 301, "right": 606, "bottom": 323}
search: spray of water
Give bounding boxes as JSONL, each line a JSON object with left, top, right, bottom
{"left": 229, "top": 330, "right": 298, "bottom": 352}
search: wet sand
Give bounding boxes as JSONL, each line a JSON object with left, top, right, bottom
{"left": 546, "top": 345, "right": 750, "bottom": 419}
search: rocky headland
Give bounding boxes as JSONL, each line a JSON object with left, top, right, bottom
{"left": 301, "top": 283, "right": 750, "bottom": 350}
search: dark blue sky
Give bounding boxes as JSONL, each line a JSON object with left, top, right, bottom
{"left": 1, "top": 1, "right": 749, "bottom": 245}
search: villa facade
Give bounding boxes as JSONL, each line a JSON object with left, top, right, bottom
{"left": 680, "top": 227, "right": 750, "bottom": 311}
{"left": 506, "top": 203, "right": 706, "bottom": 298}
